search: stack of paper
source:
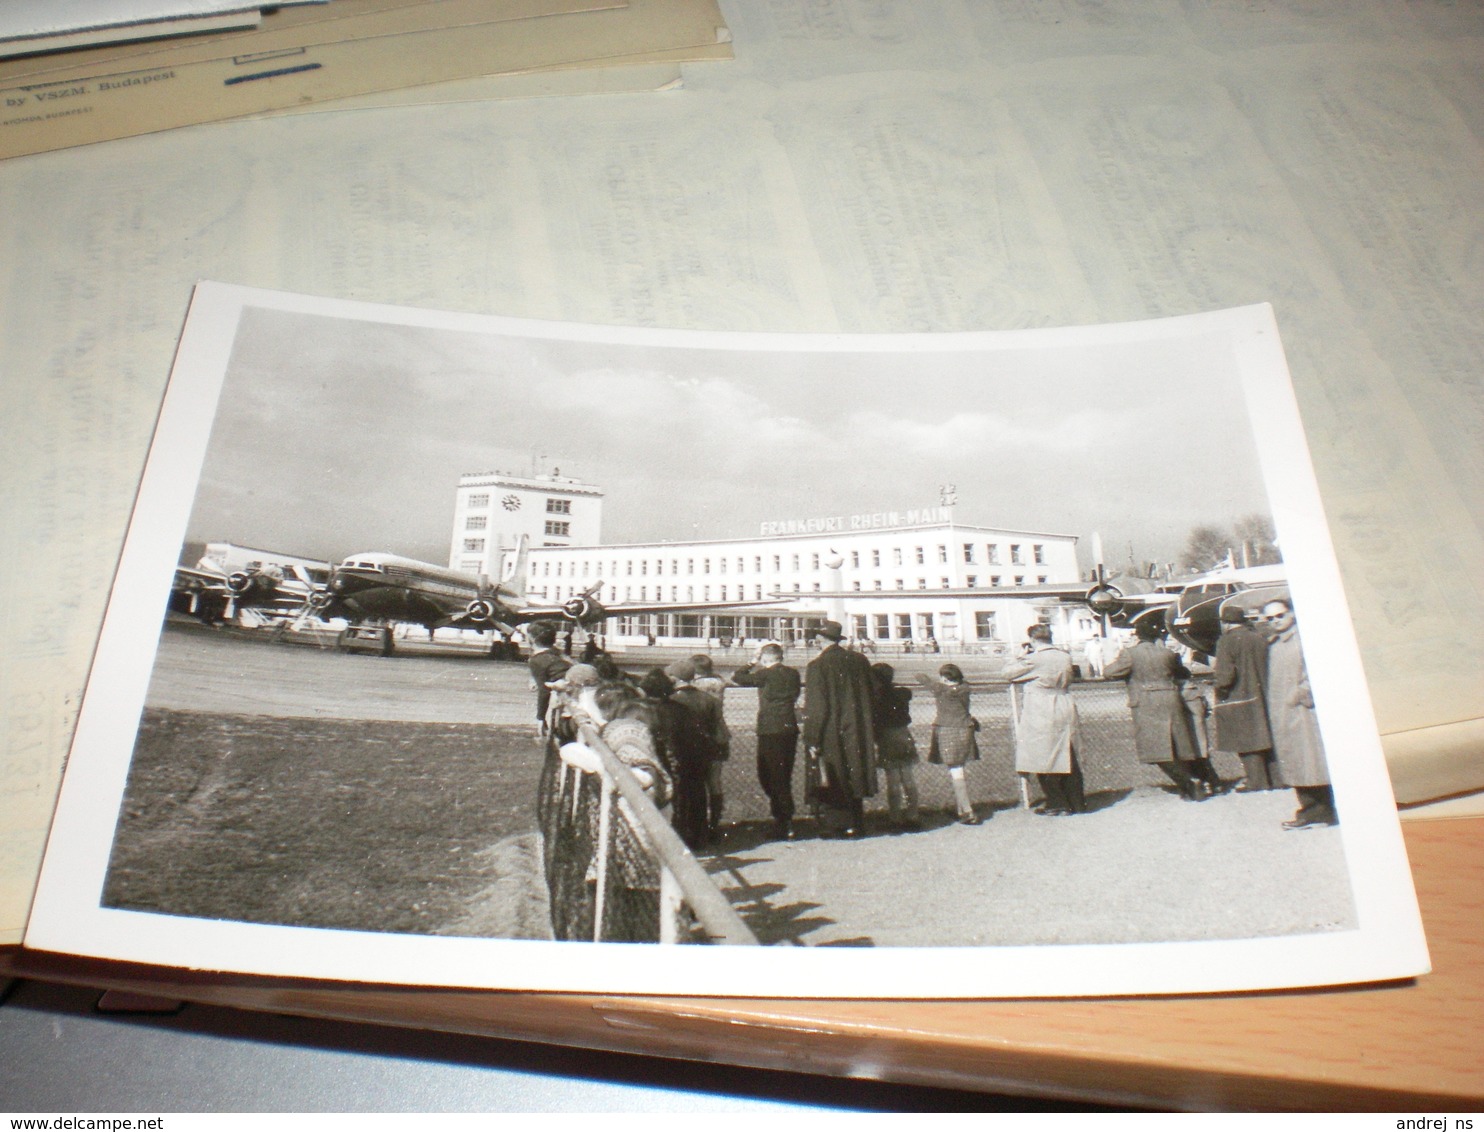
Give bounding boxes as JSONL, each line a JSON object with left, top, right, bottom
{"left": 0, "top": 0, "right": 732, "bottom": 159}
{"left": 0, "top": 2, "right": 331, "bottom": 59}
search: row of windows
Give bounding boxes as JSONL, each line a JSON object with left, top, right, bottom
{"left": 464, "top": 493, "right": 572, "bottom": 513}
{"left": 849, "top": 575, "right": 1049, "bottom": 591}
{"left": 849, "top": 611, "right": 1000, "bottom": 641}
{"left": 517, "top": 555, "right": 1051, "bottom": 591}
{"left": 523, "top": 542, "right": 1056, "bottom": 579}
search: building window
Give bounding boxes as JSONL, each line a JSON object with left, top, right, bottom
{"left": 852, "top": 581, "right": 862, "bottom": 591}
{"left": 966, "top": 575, "right": 977, "bottom": 588}
{"left": 671, "top": 586, "right": 679, "bottom": 601}
{"left": 1010, "top": 544, "right": 1023, "bottom": 564}
{"left": 755, "top": 585, "right": 763, "bottom": 599}
{"left": 1038, "top": 575, "right": 1049, "bottom": 584}
{"left": 546, "top": 498, "right": 571, "bottom": 514}
{"left": 990, "top": 575, "right": 1001, "bottom": 587}
{"left": 918, "top": 578, "right": 927, "bottom": 590}
{"left": 468, "top": 493, "right": 489, "bottom": 508}
{"left": 963, "top": 543, "right": 976, "bottom": 564}
{"left": 851, "top": 551, "right": 860, "bottom": 568}
{"left": 641, "top": 560, "right": 649, "bottom": 575}
{"left": 895, "top": 579, "right": 905, "bottom": 590}
{"left": 704, "top": 558, "right": 711, "bottom": 574}
{"left": 737, "top": 557, "right": 745, "bottom": 573}
{"left": 975, "top": 611, "right": 998, "bottom": 640}
{"left": 754, "top": 556, "right": 762, "bottom": 572}
{"left": 873, "top": 580, "right": 883, "bottom": 591}
{"left": 625, "top": 561, "right": 633, "bottom": 575}
{"left": 1015, "top": 575, "right": 1025, "bottom": 586}
{"left": 793, "top": 583, "right": 801, "bottom": 593}
{"left": 791, "top": 554, "right": 801, "bottom": 572}
{"left": 874, "top": 614, "right": 890, "bottom": 640}
{"left": 639, "top": 585, "right": 647, "bottom": 600}
{"left": 919, "top": 613, "right": 936, "bottom": 639}
{"left": 465, "top": 515, "right": 487, "bottom": 530}
{"left": 941, "top": 577, "right": 950, "bottom": 588}
{"left": 853, "top": 615, "right": 869, "bottom": 640}
{"left": 1033, "top": 544, "right": 1046, "bottom": 564}
{"left": 655, "top": 560, "right": 663, "bottom": 575}
{"left": 871, "top": 549, "right": 881, "bottom": 567}
{"left": 720, "top": 585, "right": 728, "bottom": 600}
{"left": 544, "top": 521, "right": 570, "bottom": 537}
{"left": 893, "top": 547, "right": 903, "bottom": 566}
{"left": 813, "top": 582, "right": 822, "bottom": 592}
{"left": 895, "top": 614, "right": 912, "bottom": 638}
{"left": 773, "top": 555, "right": 781, "bottom": 571}
{"left": 688, "top": 559, "right": 695, "bottom": 573}
{"left": 987, "top": 544, "right": 1000, "bottom": 564}
{"left": 915, "top": 546, "right": 925, "bottom": 564}
{"left": 937, "top": 545, "right": 948, "bottom": 563}
{"left": 463, "top": 538, "right": 484, "bottom": 552}
{"left": 811, "top": 553, "right": 820, "bottom": 570}
{"left": 555, "top": 562, "right": 563, "bottom": 577}
{"left": 719, "top": 558, "right": 727, "bottom": 573}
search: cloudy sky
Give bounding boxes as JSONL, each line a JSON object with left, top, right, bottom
{"left": 184, "top": 302, "right": 1274, "bottom": 572}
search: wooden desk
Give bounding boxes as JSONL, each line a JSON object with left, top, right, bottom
{"left": 6, "top": 814, "right": 1479, "bottom": 1110}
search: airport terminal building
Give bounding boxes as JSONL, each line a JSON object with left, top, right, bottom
{"left": 449, "top": 472, "right": 1095, "bottom": 649}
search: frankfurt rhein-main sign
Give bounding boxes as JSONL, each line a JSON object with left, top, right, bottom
{"left": 758, "top": 505, "right": 953, "bottom": 537}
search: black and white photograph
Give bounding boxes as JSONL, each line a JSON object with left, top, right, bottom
{"left": 24, "top": 281, "right": 1427, "bottom": 998}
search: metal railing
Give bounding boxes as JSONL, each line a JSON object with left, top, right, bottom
{"left": 536, "top": 712, "right": 757, "bottom": 946}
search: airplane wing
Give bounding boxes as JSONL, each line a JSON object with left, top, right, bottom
{"left": 502, "top": 594, "right": 790, "bottom": 629}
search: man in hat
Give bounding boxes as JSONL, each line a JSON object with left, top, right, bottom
{"left": 1260, "top": 598, "right": 1337, "bottom": 829}
{"left": 732, "top": 641, "right": 803, "bottom": 840}
{"left": 802, "top": 619, "right": 878, "bottom": 838}
{"left": 665, "top": 657, "right": 726, "bottom": 844}
{"left": 1212, "top": 604, "right": 1278, "bottom": 791}
{"left": 527, "top": 620, "right": 571, "bottom": 732}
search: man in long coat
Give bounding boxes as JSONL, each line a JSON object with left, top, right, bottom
{"left": 1260, "top": 598, "right": 1336, "bottom": 828}
{"left": 1212, "top": 604, "right": 1279, "bottom": 791}
{"left": 1103, "top": 621, "right": 1210, "bottom": 801}
{"left": 802, "top": 620, "right": 877, "bottom": 837}
{"left": 1002, "top": 624, "right": 1086, "bottom": 815}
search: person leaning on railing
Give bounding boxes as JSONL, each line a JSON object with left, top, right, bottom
{"left": 551, "top": 678, "right": 675, "bottom": 943}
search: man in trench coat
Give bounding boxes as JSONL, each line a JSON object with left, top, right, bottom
{"left": 1104, "top": 620, "right": 1210, "bottom": 801}
{"left": 1260, "top": 598, "right": 1337, "bottom": 829}
{"left": 1212, "top": 604, "right": 1279, "bottom": 791}
{"left": 802, "top": 620, "right": 878, "bottom": 837}
{"left": 1002, "top": 623, "right": 1086, "bottom": 815}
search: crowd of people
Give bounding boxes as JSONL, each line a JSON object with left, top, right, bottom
{"left": 525, "top": 592, "right": 1337, "bottom": 859}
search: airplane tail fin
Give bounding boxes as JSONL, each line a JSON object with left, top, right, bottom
{"left": 498, "top": 534, "right": 531, "bottom": 601}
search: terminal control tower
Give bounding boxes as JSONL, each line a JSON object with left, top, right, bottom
{"left": 448, "top": 468, "right": 604, "bottom": 582}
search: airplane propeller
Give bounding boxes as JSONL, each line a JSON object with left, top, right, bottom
{"left": 561, "top": 581, "right": 606, "bottom": 625}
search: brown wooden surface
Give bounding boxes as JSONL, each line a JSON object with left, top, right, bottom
{"left": 5, "top": 815, "right": 1481, "bottom": 1110}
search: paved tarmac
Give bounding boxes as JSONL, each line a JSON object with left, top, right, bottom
{"left": 703, "top": 788, "right": 1352, "bottom": 948}
{"left": 144, "top": 619, "right": 1356, "bottom": 951}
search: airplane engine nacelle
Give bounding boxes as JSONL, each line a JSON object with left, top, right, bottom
{"left": 227, "top": 571, "right": 254, "bottom": 594}
{"left": 561, "top": 595, "right": 604, "bottom": 624}
{"left": 466, "top": 598, "right": 496, "bottom": 622}
{"left": 1084, "top": 584, "right": 1125, "bottom": 616}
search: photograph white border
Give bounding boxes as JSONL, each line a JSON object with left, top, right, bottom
{"left": 24, "top": 281, "right": 1429, "bottom": 997}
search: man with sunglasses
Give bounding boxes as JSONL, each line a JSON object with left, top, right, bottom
{"left": 1259, "top": 598, "right": 1337, "bottom": 829}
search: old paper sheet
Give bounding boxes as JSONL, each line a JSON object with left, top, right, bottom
{"left": 1, "top": 0, "right": 1478, "bottom": 945}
